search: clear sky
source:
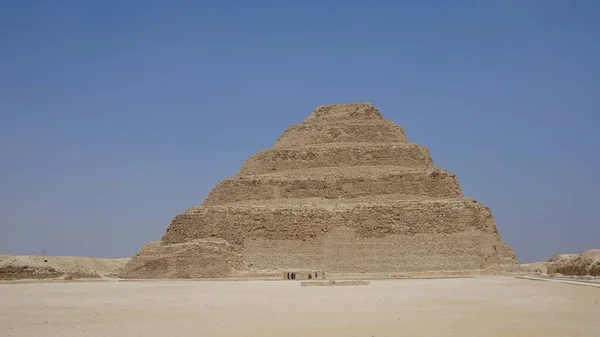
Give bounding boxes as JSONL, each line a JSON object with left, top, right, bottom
{"left": 1, "top": 1, "right": 598, "bottom": 263}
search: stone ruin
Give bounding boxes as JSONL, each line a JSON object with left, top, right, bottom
{"left": 120, "top": 103, "right": 517, "bottom": 278}
{"left": 547, "top": 249, "right": 600, "bottom": 277}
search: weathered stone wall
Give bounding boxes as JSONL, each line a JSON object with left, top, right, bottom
{"left": 243, "top": 227, "right": 511, "bottom": 273}
{"left": 162, "top": 199, "right": 499, "bottom": 245}
{"left": 204, "top": 169, "right": 461, "bottom": 205}
{"left": 239, "top": 144, "right": 433, "bottom": 176}
{"left": 119, "top": 239, "right": 243, "bottom": 279}
{"left": 274, "top": 121, "right": 407, "bottom": 149}
{"left": 305, "top": 103, "right": 386, "bottom": 122}
{"left": 0, "top": 265, "right": 64, "bottom": 280}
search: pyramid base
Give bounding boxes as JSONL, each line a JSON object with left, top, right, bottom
{"left": 121, "top": 227, "right": 516, "bottom": 279}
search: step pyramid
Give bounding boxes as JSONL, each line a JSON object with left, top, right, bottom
{"left": 120, "top": 103, "right": 517, "bottom": 278}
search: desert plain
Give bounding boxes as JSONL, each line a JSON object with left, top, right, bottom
{"left": 1, "top": 276, "right": 599, "bottom": 337}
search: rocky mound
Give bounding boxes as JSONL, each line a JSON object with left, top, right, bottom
{"left": 119, "top": 239, "right": 244, "bottom": 279}
{"left": 121, "top": 103, "right": 517, "bottom": 279}
{"left": 547, "top": 249, "right": 600, "bottom": 276}
{"left": 0, "top": 254, "right": 130, "bottom": 281}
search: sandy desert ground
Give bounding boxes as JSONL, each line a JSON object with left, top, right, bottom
{"left": 1, "top": 276, "right": 598, "bottom": 337}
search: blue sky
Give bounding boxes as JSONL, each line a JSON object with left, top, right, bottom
{"left": 1, "top": 1, "right": 598, "bottom": 263}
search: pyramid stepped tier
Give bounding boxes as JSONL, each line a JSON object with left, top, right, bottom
{"left": 167, "top": 199, "right": 498, "bottom": 244}
{"left": 120, "top": 103, "right": 517, "bottom": 279}
{"left": 239, "top": 143, "right": 433, "bottom": 175}
{"left": 204, "top": 167, "right": 462, "bottom": 205}
{"left": 274, "top": 121, "right": 408, "bottom": 148}
{"left": 274, "top": 103, "right": 408, "bottom": 148}
{"left": 306, "top": 103, "right": 389, "bottom": 122}
{"left": 157, "top": 199, "right": 516, "bottom": 273}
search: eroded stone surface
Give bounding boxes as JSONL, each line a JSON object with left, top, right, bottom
{"left": 119, "top": 239, "right": 243, "bottom": 279}
{"left": 0, "top": 254, "right": 129, "bottom": 280}
{"left": 548, "top": 249, "right": 600, "bottom": 276}
{"left": 120, "top": 103, "right": 517, "bottom": 278}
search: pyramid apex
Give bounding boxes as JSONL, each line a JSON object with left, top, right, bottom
{"left": 305, "top": 103, "right": 382, "bottom": 123}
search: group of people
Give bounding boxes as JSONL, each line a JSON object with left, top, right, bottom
{"left": 285, "top": 271, "right": 321, "bottom": 280}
